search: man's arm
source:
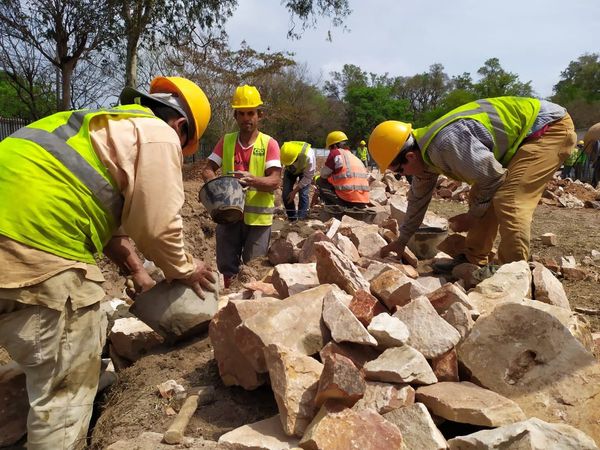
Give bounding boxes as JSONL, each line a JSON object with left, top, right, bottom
{"left": 239, "top": 167, "right": 282, "bottom": 191}
{"left": 202, "top": 159, "right": 220, "bottom": 182}
{"left": 103, "top": 235, "right": 156, "bottom": 293}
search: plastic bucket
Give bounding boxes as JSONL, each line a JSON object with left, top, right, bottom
{"left": 407, "top": 227, "right": 449, "bottom": 259}
{"left": 199, "top": 176, "right": 245, "bottom": 224}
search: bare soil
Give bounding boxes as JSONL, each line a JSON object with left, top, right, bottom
{"left": 89, "top": 161, "right": 600, "bottom": 448}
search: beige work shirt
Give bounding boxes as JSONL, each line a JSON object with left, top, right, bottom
{"left": 0, "top": 115, "right": 195, "bottom": 310}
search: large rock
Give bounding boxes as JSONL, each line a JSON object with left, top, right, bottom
{"left": 268, "top": 237, "right": 297, "bottom": 265}
{"left": 393, "top": 297, "right": 461, "bottom": 359}
{"left": 272, "top": 263, "right": 319, "bottom": 298}
{"left": 323, "top": 289, "right": 377, "bottom": 346}
{"left": 314, "top": 241, "right": 371, "bottom": 295}
{"left": 416, "top": 381, "right": 527, "bottom": 427}
{"left": 218, "top": 415, "right": 300, "bottom": 449}
{"left": 364, "top": 346, "right": 438, "bottom": 385}
{"left": 441, "top": 302, "right": 475, "bottom": 341}
{"left": 367, "top": 313, "right": 410, "bottom": 348}
{"left": 458, "top": 301, "right": 600, "bottom": 443}
{"left": 299, "top": 403, "right": 403, "bottom": 450}
{"left": 315, "top": 353, "right": 365, "bottom": 408}
{"left": 370, "top": 269, "right": 416, "bottom": 310}
{"left": 331, "top": 234, "right": 360, "bottom": 263}
{"left": 383, "top": 403, "right": 448, "bottom": 450}
{"left": 210, "top": 298, "right": 279, "bottom": 389}
{"left": 447, "top": 417, "right": 599, "bottom": 450}
{"left": 264, "top": 344, "right": 323, "bottom": 437}
{"left": 211, "top": 285, "right": 336, "bottom": 390}
{"left": 348, "top": 225, "right": 388, "bottom": 258}
{"left": 108, "top": 317, "right": 163, "bottom": 362}
{"left": 353, "top": 382, "right": 415, "bottom": 414}
{"left": 427, "top": 283, "right": 474, "bottom": 315}
{"left": 298, "top": 231, "right": 331, "bottom": 263}
{"left": 531, "top": 261, "right": 570, "bottom": 309}
{"left": 348, "top": 290, "right": 387, "bottom": 327}
{"left": 467, "top": 261, "right": 532, "bottom": 314}
{"left": 319, "top": 341, "right": 380, "bottom": 373}
{"left": 107, "top": 431, "right": 218, "bottom": 449}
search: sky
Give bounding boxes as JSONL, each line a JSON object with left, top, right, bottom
{"left": 224, "top": 0, "right": 599, "bottom": 98}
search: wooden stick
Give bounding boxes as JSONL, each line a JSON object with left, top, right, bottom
{"left": 574, "top": 306, "right": 600, "bottom": 315}
{"left": 163, "top": 394, "right": 199, "bottom": 444}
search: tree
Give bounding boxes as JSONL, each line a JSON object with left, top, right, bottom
{"left": 552, "top": 53, "right": 600, "bottom": 104}
{"left": 324, "top": 63, "right": 368, "bottom": 100}
{"left": 552, "top": 53, "right": 600, "bottom": 128}
{"left": 117, "top": 0, "right": 350, "bottom": 89}
{"left": 473, "top": 58, "right": 533, "bottom": 98}
{"left": 0, "top": 0, "right": 118, "bottom": 110}
{"left": 345, "top": 85, "right": 412, "bottom": 144}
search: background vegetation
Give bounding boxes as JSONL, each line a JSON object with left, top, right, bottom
{"left": 1, "top": 0, "right": 599, "bottom": 149}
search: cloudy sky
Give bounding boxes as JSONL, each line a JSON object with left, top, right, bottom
{"left": 224, "top": 0, "right": 599, "bottom": 98}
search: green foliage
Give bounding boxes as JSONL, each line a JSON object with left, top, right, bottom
{"left": 345, "top": 85, "right": 412, "bottom": 144}
{"left": 472, "top": 58, "right": 533, "bottom": 98}
{"left": 552, "top": 53, "right": 600, "bottom": 104}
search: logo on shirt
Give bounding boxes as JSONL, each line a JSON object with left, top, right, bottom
{"left": 253, "top": 148, "right": 265, "bottom": 156}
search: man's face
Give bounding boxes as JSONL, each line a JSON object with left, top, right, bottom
{"left": 234, "top": 108, "right": 260, "bottom": 133}
{"left": 389, "top": 150, "right": 425, "bottom": 176}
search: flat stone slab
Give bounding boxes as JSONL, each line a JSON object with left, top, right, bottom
{"left": 218, "top": 415, "right": 300, "bottom": 449}
{"left": 447, "top": 417, "right": 599, "bottom": 450}
{"left": 363, "top": 346, "right": 437, "bottom": 385}
{"left": 416, "top": 381, "right": 527, "bottom": 427}
{"left": 383, "top": 403, "right": 448, "bottom": 450}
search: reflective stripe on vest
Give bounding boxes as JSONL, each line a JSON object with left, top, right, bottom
{"left": 0, "top": 106, "right": 157, "bottom": 263}
{"left": 415, "top": 97, "right": 540, "bottom": 168}
{"left": 222, "top": 132, "right": 275, "bottom": 225}
{"left": 328, "top": 149, "right": 370, "bottom": 203}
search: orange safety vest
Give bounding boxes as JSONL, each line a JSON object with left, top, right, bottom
{"left": 328, "top": 149, "right": 370, "bottom": 203}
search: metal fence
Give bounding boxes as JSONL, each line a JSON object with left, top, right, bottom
{"left": 0, "top": 117, "right": 28, "bottom": 140}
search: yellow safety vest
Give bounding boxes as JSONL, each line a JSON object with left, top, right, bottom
{"left": 222, "top": 132, "right": 275, "bottom": 226}
{"left": 0, "top": 105, "right": 158, "bottom": 263}
{"left": 413, "top": 97, "right": 541, "bottom": 168}
{"left": 357, "top": 145, "right": 368, "bottom": 162}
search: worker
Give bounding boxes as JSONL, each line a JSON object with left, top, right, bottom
{"left": 0, "top": 76, "right": 215, "bottom": 449}
{"left": 369, "top": 96, "right": 576, "bottom": 268}
{"left": 561, "top": 142, "right": 578, "bottom": 179}
{"left": 202, "top": 85, "right": 281, "bottom": 287}
{"left": 280, "top": 141, "right": 316, "bottom": 221}
{"left": 572, "top": 140, "right": 587, "bottom": 182}
{"left": 583, "top": 123, "right": 600, "bottom": 188}
{"left": 316, "top": 130, "right": 370, "bottom": 208}
{"left": 356, "top": 139, "right": 369, "bottom": 167}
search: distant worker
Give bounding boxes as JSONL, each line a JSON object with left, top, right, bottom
{"left": 369, "top": 96, "right": 576, "bottom": 268}
{"left": 315, "top": 130, "right": 370, "bottom": 208}
{"left": 583, "top": 122, "right": 600, "bottom": 188}
{"left": 357, "top": 139, "right": 369, "bottom": 167}
{"left": 280, "top": 141, "right": 316, "bottom": 221}
{"left": 0, "top": 77, "right": 215, "bottom": 449}
{"left": 572, "top": 140, "right": 587, "bottom": 182}
{"left": 561, "top": 143, "right": 578, "bottom": 179}
{"left": 202, "top": 85, "right": 281, "bottom": 287}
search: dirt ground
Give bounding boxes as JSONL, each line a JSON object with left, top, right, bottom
{"left": 89, "top": 161, "right": 600, "bottom": 448}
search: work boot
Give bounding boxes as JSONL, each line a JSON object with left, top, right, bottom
{"left": 432, "top": 253, "right": 470, "bottom": 273}
{"left": 223, "top": 275, "right": 234, "bottom": 289}
{"left": 471, "top": 264, "right": 500, "bottom": 283}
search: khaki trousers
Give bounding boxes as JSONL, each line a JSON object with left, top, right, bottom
{"left": 0, "top": 272, "right": 103, "bottom": 450}
{"left": 465, "top": 114, "right": 577, "bottom": 264}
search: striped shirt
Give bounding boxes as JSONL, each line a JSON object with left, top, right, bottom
{"left": 398, "top": 100, "right": 566, "bottom": 247}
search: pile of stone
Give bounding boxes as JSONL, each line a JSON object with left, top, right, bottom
{"left": 210, "top": 216, "right": 600, "bottom": 450}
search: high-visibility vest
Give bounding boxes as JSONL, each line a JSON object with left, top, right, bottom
{"left": 222, "top": 132, "right": 275, "bottom": 226}
{"left": 357, "top": 145, "right": 368, "bottom": 162}
{"left": 413, "top": 97, "right": 541, "bottom": 171}
{"left": 0, "top": 105, "right": 158, "bottom": 263}
{"left": 328, "top": 149, "right": 370, "bottom": 203}
{"left": 288, "top": 141, "right": 311, "bottom": 175}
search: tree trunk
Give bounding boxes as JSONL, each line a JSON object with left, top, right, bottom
{"left": 125, "top": 31, "right": 140, "bottom": 88}
{"left": 61, "top": 61, "right": 75, "bottom": 111}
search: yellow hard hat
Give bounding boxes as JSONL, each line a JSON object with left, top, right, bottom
{"left": 369, "top": 121, "right": 413, "bottom": 170}
{"left": 231, "top": 85, "right": 263, "bottom": 109}
{"left": 359, "top": 140, "right": 366, "bottom": 146}
{"left": 150, "top": 76, "right": 211, "bottom": 156}
{"left": 577, "top": 140, "right": 584, "bottom": 146}
{"left": 280, "top": 141, "right": 310, "bottom": 166}
{"left": 326, "top": 131, "right": 348, "bottom": 148}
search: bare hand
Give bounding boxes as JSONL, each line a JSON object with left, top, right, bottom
{"left": 232, "top": 171, "right": 254, "bottom": 187}
{"left": 179, "top": 259, "right": 217, "bottom": 299}
{"left": 449, "top": 213, "right": 475, "bottom": 232}
{"left": 380, "top": 241, "right": 406, "bottom": 260}
{"left": 125, "top": 268, "right": 156, "bottom": 299}
{"left": 286, "top": 189, "right": 298, "bottom": 204}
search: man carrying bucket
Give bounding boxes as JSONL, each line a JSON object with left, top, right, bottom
{"left": 280, "top": 141, "right": 316, "bottom": 221}
{"left": 202, "top": 85, "right": 281, "bottom": 288}
{"left": 0, "top": 77, "right": 215, "bottom": 449}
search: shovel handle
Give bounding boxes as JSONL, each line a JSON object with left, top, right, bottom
{"left": 163, "top": 394, "right": 199, "bottom": 444}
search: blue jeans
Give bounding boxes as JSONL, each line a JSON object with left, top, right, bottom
{"left": 282, "top": 170, "right": 309, "bottom": 220}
